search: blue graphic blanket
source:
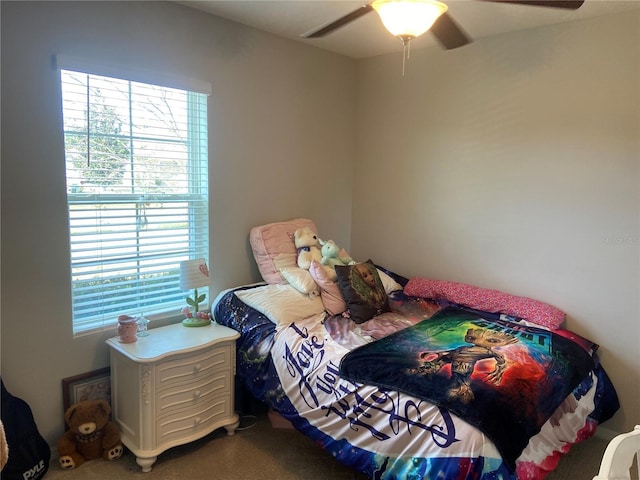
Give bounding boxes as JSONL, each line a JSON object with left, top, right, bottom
{"left": 339, "top": 307, "right": 596, "bottom": 471}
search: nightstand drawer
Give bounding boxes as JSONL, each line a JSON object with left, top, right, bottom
{"left": 157, "top": 369, "right": 232, "bottom": 415}
{"left": 156, "top": 395, "right": 232, "bottom": 444}
{"left": 156, "top": 345, "right": 231, "bottom": 387}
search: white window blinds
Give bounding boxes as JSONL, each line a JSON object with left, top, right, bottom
{"left": 59, "top": 65, "right": 210, "bottom": 334}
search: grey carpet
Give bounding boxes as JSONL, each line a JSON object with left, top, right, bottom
{"left": 44, "top": 412, "right": 634, "bottom": 480}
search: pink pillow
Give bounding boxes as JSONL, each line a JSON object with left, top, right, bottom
{"left": 404, "top": 277, "right": 565, "bottom": 330}
{"left": 249, "top": 218, "right": 317, "bottom": 284}
{"left": 309, "top": 260, "right": 346, "bottom": 315}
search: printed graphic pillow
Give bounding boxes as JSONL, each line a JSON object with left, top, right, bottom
{"left": 309, "top": 260, "right": 346, "bottom": 315}
{"left": 335, "top": 260, "right": 390, "bottom": 324}
{"left": 249, "top": 218, "right": 317, "bottom": 284}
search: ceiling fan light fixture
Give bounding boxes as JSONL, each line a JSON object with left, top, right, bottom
{"left": 372, "top": 0, "right": 448, "bottom": 40}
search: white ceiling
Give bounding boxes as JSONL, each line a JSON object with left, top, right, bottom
{"left": 179, "top": 0, "right": 640, "bottom": 58}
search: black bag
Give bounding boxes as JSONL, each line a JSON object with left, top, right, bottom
{"left": 0, "top": 378, "right": 50, "bottom": 480}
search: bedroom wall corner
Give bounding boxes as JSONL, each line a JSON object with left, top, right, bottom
{"left": 351, "top": 9, "right": 640, "bottom": 435}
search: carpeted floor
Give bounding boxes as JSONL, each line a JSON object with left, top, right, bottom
{"left": 44, "top": 412, "right": 634, "bottom": 480}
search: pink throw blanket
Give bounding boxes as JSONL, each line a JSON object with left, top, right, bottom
{"left": 404, "top": 278, "right": 565, "bottom": 330}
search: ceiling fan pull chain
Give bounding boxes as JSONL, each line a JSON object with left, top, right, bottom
{"left": 401, "top": 36, "right": 412, "bottom": 76}
{"left": 402, "top": 42, "right": 406, "bottom": 76}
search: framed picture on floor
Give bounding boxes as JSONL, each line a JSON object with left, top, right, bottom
{"left": 62, "top": 367, "right": 111, "bottom": 414}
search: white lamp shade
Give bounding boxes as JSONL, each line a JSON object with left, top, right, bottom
{"left": 372, "top": 0, "right": 448, "bottom": 38}
{"left": 179, "top": 258, "right": 210, "bottom": 290}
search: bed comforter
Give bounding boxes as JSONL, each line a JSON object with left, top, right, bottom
{"left": 213, "top": 283, "right": 619, "bottom": 480}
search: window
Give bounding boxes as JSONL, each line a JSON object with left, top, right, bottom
{"left": 59, "top": 63, "right": 209, "bottom": 334}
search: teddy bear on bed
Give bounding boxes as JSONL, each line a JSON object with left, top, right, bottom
{"left": 58, "top": 399, "right": 123, "bottom": 469}
{"left": 319, "top": 239, "right": 353, "bottom": 281}
{"left": 294, "top": 226, "right": 322, "bottom": 270}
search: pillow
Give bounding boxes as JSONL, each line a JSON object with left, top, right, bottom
{"left": 335, "top": 260, "right": 390, "bottom": 324}
{"left": 279, "top": 267, "right": 319, "bottom": 297}
{"left": 249, "top": 218, "right": 317, "bottom": 284}
{"left": 376, "top": 268, "right": 403, "bottom": 293}
{"left": 309, "top": 260, "right": 346, "bottom": 315}
{"left": 234, "top": 283, "right": 324, "bottom": 326}
{"left": 403, "top": 277, "right": 565, "bottom": 330}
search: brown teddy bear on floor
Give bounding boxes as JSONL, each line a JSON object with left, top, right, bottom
{"left": 57, "top": 399, "right": 123, "bottom": 469}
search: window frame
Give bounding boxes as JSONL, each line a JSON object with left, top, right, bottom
{"left": 57, "top": 56, "right": 211, "bottom": 335}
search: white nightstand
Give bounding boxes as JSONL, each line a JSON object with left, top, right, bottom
{"left": 106, "top": 321, "right": 240, "bottom": 472}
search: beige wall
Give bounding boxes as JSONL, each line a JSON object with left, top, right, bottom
{"left": 0, "top": 1, "right": 355, "bottom": 444}
{"left": 352, "top": 11, "right": 640, "bottom": 436}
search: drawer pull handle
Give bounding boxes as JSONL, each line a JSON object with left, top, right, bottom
{"left": 194, "top": 364, "right": 202, "bottom": 373}
{"left": 194, "top": 390, "right": 201, "bottom": 398}
{"left": 194, "top": 417, "right": 201, "bottom": 425}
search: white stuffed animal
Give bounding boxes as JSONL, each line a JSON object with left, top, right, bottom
{"left": 294, "top": 226, "right": 322, "bottom": 270}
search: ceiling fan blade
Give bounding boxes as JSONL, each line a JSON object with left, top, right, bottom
{"left": 430, "top": 12, "right": 472, "bottom": 50}
{"left": 480, "top": 0, "right": 584, "bottom": 9}
{"left": 301, "top": 4, "right": 374, "bottom": 38}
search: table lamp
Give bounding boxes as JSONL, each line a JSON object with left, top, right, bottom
{"left": 179, "top": 258, "right": 211, "bottom": 327}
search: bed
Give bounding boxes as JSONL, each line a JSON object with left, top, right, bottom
{"left": 212, "top": 218, "right": 620, "bottom": 480}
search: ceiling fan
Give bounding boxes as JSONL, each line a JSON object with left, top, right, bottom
{"left": 301, "top": 0, "right": 585, "bottom": 50}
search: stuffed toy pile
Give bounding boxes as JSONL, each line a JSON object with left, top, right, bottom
{"left": 281, "top": 226, "right": 356, "bottom": 297}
